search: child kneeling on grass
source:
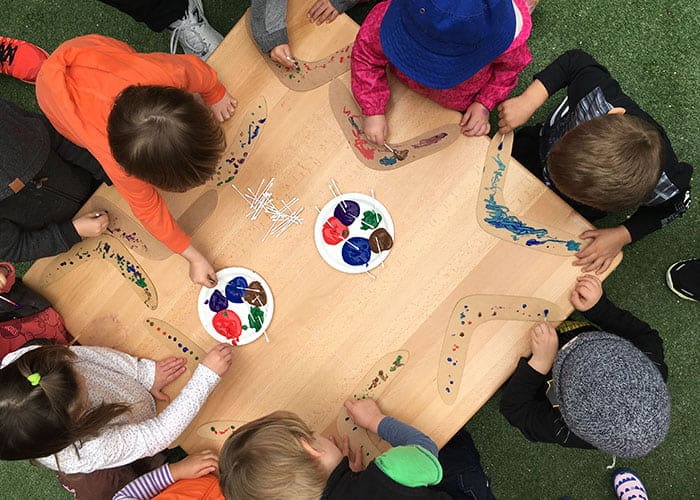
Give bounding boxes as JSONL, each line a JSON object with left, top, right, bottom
{"left": 500, "top": 275, "right": 670, "bottom": 459}
{"left": 113, "top": 399, "right": 496, "bottom": 499}
{"left": 498, "top": 49, "right": 692, "bottom": 274}
{"left": 0, "top": 342, "right": 233, "bottom": 499}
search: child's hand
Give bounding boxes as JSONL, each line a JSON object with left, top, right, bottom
{"left": 150, "top": 357, "right": 187, "bottom": 401}
{"left": 72, "top": 211, "right": 109, "bottom": 238}
{"left": 209, "top": 92, "right": 238, "bottom": 122}
{"left": 570, "top": 274, "right": 604, "bottom": 312}
{"left": 189, "top": 257, "right": 218, "bottom": 288}
{"left": 169, "top": 450, "right": 219, "bottom": 481}
{"left": 528, "top": 322, "right": 559, "bottom": 375}
{"left": 307, "top": 0, "right": 340, "bottom": 24}
{"left": 344, "top": 398, "right": 385, "bottom": 434}
{"left": 460, "top": 102, "right": 491, "bottom": 136}
{"left": 574, "top": 226, "right": 631, "bottom": 274}
{"left": 363, "top": 115, "right": 387, "bottom": 145}
{"left": 270, "top": 44, "right": 296, "bottom": 69}
{"left": 497, "top": 80, "right": 549, "bottom": 134}
{"left": 202, "top": 343, "right": 234, "bottom": 376}
{"left": 331, "top": 435, "right": 365, "bottom": 472}
{"left": 0, "top": 265, "right": 9, "bottom": 290}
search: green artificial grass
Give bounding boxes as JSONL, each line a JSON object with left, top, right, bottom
{"left": 1, "top": 0, "right": 698, "bottom": 498}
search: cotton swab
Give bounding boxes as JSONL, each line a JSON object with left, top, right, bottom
{"left": 0, "top": 295, "right": 21, "bottom": 308}
{"left": 374, "top": 237, "right": 385, "bottom": 268}
{"left": 365, "top": 270, "right": 376, "bottom": 280}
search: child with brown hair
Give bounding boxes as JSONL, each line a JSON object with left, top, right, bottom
{"left": 0, "top": 341, "right": 233, "bottom": 499}
{"left": 498, "top": 49, "right": 693, "bottom": 274}
{"left": 36, "top": 34, "right": 238, "bottom": 287}
{"left": 351, "top": 0, "right": 532, "bottom": 144}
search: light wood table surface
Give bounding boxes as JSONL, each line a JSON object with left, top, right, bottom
{"left": 24, "top": 3, "right": 620, "bottom": 452}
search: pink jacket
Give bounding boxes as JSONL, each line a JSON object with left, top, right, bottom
{"left": 351, "top": 0, "right": 532, "bottom": 115}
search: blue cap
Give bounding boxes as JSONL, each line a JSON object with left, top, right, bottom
{"left": 380, "top": 0, "right": 516, "bottom": 89}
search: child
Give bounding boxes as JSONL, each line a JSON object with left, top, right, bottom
{"left": 500, "top": 274, "right": 670, "bottom": 458}
{"left": 218, "top": 399, "right": 494, "bottom": 499}
{"left": 0, "top": 263, "right": 73, "bottom": 358}
{"left": 497, "top": 50, "right": 693, "bottom": 274}
{"left": 0, "top": 341, "right": 233, "bottom": 498}
{"left": 351, "top": 0, "right": 532, "bottom": 144}
{"left": 0, "top": 98, "right": 109, "bottom": 261}
{"left": 36, "top": 34, "right": 238, "bottom": 287}
{"left": 250, "top": 0, "right": 365, "bottom": 68}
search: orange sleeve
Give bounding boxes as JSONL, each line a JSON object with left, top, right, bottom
{"left": 101, "top": 155, "right": 191, "bottom": 254}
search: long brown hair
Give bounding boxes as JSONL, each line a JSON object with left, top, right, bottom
{"left": 219, "top": 411, "right": 327, "bottom": 500}
{"left": 0, "top": 345, "right": 130, "bottom": 460}
{"left": 548, "top": 114, "right": 663, "bottom": 212}
{"left": 107, "top": 85, "right": 226, "bottom": 192}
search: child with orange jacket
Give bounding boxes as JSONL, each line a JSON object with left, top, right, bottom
{"left": 36, "top": 35, "right": 237, "bottom": 286}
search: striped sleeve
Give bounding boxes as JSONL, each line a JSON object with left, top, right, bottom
{"left": 112, "top": 464, "right": 174, "bottom": 500}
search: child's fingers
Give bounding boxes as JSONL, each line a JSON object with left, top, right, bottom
{"left": 151, "top": 389, "right": 170, "bottom": 402}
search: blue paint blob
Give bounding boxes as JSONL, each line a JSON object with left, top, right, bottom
{"left": 341, "top": 237, "right": 371, "bottom": 266}
{"left": 334, "top": 200, "right": 360, "bottom": 225}
{"left": 225, "top": 276, "right": 248, "bottom": 303}
{"left": 379, "top": 155, "right": 397, "bottom": 166}
{"left": 208, "top": 289, "right": 229, "bottom": 312}
{"left": 522, "top": 304, "right": 527, "bottom": 308}
{"left": 543, "top": 309, "right": 550, "bottom": 317}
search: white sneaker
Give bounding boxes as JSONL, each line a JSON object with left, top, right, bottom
{"left": 169, "top": 0, "right": 223, "bottom": 61}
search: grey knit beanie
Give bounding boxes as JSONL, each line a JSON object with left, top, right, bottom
{"left": 551, "top": 331, "right": 670, "bottom": 458}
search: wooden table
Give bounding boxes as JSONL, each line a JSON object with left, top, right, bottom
{"left": 24, "top": 3, "right": 620, "bottom": 452}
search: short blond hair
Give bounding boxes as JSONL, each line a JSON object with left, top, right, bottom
{"left": 219, "top": 411, "right": 327, "bottom": 500}
{"left": 547, "top": 114, "right": 663, "bottom": 212}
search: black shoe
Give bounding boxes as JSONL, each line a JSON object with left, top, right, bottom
{"left": 666, "top": 258, "right": 699, "bottom": 301}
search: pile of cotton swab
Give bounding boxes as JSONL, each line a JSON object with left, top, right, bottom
{"left": 232, "top": 178, "right": 304, "bottom": 241}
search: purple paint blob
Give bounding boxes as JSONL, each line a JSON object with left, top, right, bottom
{"left": 334, "top": 200, "right": 360, "bottom": 225}
{"left": 225, "top": 276, "right": 248, "bottom": 303}
{"left": 208, "top": 289, "right": 229, "bottom": 312}
{"left": 341, "top": 237, "right": 371, "bottom": 266}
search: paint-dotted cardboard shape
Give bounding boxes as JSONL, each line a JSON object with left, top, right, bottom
{"left": 336, "top": 350, "right": 409, "bottom": 466}
{"left": 265, "top": 44, "right": 352, "bottom": 91}
{"left": 81, "top": 190, "right": 218, "bottom": 261}
{"left": 144, "top": 317, "right": 206, "bottom": 376}
{"left": 40, "top": 235, "right": 157, "bottom": 309}
{"left": 208, "top": 97, "right": 267, "bottom": 188}
{"left": 197, "top": 420, "right": 249, "bottom": 442}
{"left": 438, "top": 295, "right": 565, "bottom": 404}
{"left": 329, "top": 80, "right": 461, "bottom": 170}
{"left": 477, "top": 132, "right": 585, "bottom": 255}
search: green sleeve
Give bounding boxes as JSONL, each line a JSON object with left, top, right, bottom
{"left": 374, "top": 445, "right": 443, "bottom": 487}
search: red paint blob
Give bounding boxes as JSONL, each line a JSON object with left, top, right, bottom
{"left": 322, "top": 216, "right": 349, "bottom": 245}
{"left": 212, "top": 309, "right": 243, "bottom": 344}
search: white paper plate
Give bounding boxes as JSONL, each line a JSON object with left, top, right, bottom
{"left": 314, "top": 193, "right": 394, "bottom": 274}
{"left": 198, "top": 267, "right": 274, "bottom": 345}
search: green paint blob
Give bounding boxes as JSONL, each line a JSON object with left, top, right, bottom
{"left": 248, "top": 306, "right": 265, "bottom": 332}
{"left": 135, "top": 278, "right": 147, "bottom": 289}
{"left": 360, "top": 210, "right": 382, "bottom": 230}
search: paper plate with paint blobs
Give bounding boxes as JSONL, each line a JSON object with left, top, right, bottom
{"left": 314, "top": 193, "right": 395, "bottom": 274}
{"left": 198, "top": 267, "right": 274, "bottom": 346}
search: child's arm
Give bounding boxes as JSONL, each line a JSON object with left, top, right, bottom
{"left": 350, "top": 3, "right": 392, "bottom": 143}
{"left": 250, "top": 0, "right": 296, "bottom": 69}
{"left": 112, "top": 451, "right": 218, "bottom": 500}
{"left": 499, "top": 356, "right": 594, "bottom": 448}
{"left": 0, "top": 219, "right": 82, "bottom": 263}
{"left": 473, "top": 42, "right": 532, "bottom": 113}
{"left": 344, "top": 399, "right": 443, "bottom": 487}
{"left": 0, "top": 262, "right": 15, "bottom": 293}
{"left": 50, "top": 345, "right": 232, "bottom": 474}
{"left": 571, "top": 275, "right": 668, "bottom": 380}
